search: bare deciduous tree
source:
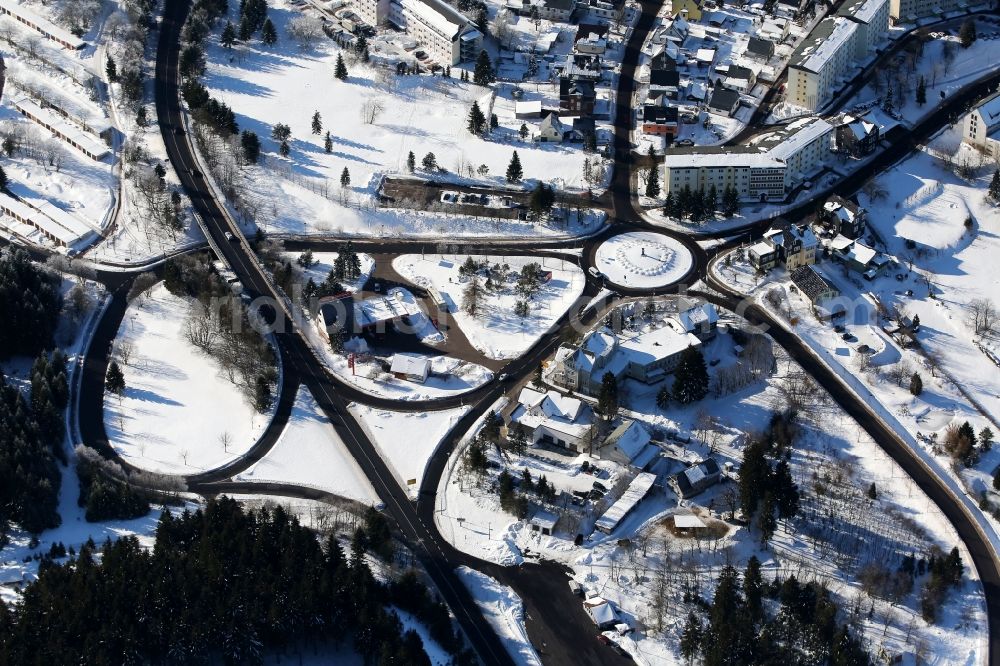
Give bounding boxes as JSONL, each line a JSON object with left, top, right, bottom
{"left": 360, "top": 97, "right": 385, "bottom": 125}
{"left": 967, "top": 297, "right": 997, "bottom": 336}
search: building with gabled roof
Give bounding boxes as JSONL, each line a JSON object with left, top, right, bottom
{"left": 820, "top": 194, "right": 866, "bottom": 238}
{"left": 671, "top": 458, "right": 720, "bottom": 498}
{"left": 598, "top": 420, "right": 660, "bottom": 468}
{"left": 746, "top": 36, "right": 775, "bottom": 61}
{"left": 789, "top": 265, "right": 839, "bottom": 306}
{"left": 962, "top": 89, "right": 1000, "bottom": 160}
{"left": 510, "top": 387, "right": 595, "bottom": 451}
{"left": 837, "top": 114, "right": 880, "bottom": 157}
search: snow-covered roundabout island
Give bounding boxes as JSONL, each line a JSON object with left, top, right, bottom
{"left": 103, "top": 284, "right": 276, "bottom": 475}
{"left": 594, "top": 231, "right": 693, "bottom": 288}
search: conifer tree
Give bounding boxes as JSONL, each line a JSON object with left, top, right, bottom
{"left": 254, "top": 376, "right": 272, "bottom": 413}
{"left": 467, "top": 101, "right": 486, "bottom": 134}
{"left": 960, "top": 17, "right": 976, "bottom": 48}
{"left": 597, "top": 371, "right": 619, "bottom": 421}
{"left": 645, "top": 165, "right": 660, "bottom": 198}
{"left": 916, "top": 75, "right": 926, "bottom": 106}
{"left": 105, "top": 56, "right": 119, "bottom": 83}
{"left": 422, "top": 152, "right": 437, "bottom": 170}
{"left": 989, "top": 169, "right": 1000, "bottom": 203}
{"left": 311, "top": 111, "right": 322, "bottom": 135}
{"left": 261, "top": 17, "right": 277, "bottom": 45}
{"left": 221, "top": 21, "right": 236, "bottom": 48}
{"left": 335, "top": 53, "right": 349, "bottom": 80}
{"left": 406, "top": 150, "right": 416, "bottom": 172}
{"left": 0, "top": 165, "right": 7, "bottom": 191}
{"left": 672, "top": 345, "right": 709, "bottom": 404}
{"left": 909, "top": 371, "right": 923, "bottom": 396}
{"left": 106, "top": 361, "right": 125, "bottom": 396}
{"left": 340, "top": 167, "right": 351, "bottom": 188}
{"left": 473, "top": 50, "right": 495, "bottom": 85}
{"left": 505, "top": 150, "right": 523, "bottom": 183}
{"left": 324, "top": 131, "right": 332, "bottom": 153}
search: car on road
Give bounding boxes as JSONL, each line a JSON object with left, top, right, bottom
{"left": 841, "top": 332, "right": 855, "bottom": 341}
{"left": 174, "top": 126, "right": 184, "bottom": 136}
{"left": 189, "top": 168, "right": 202, "bottom": 178}
{"left": 224, "top": 231, "right": 235, "bottom": 241}
{"left": 588, "top": 267, "right": 604, "bottom": 279}
{"left": 497, "top": 372, "right": 510, "bottom": 382}
{"left": 675, "top": 138, "right": 694, "bottom": 146}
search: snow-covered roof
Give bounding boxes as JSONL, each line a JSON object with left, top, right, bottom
{"left": 390, "top": 353, "right": 431, "bottom": 376}
{"left": 398, "top": 0, "right": 473, "bottom": 39}
{"left": 595, "top": 472, "right": 657, "bottom": 532}
{"left": 617, "top": 325, "right": 701, "bottom": 367}
{"left": 836, "top": 0, "right": 887, "bottom": 25}
{"left": 673, "top": 514, "right": 707, "bottom": 528}
{"left": 530, "top": 509, "right": 559, "bottom": 530}
{"left": 516, "top": 387, "right": 585, "bottom": 423}
{"left": 830, "top": 234, "right": 854, "bottom": 251}
{"left": 356, "top": 289, "right": 423, "bottom": 327}
{"left": 515, "top": 100, "right": 542, "bottom": 115}
{"left": 695, "top": 48, "right": 716, "bottom": 63}
{"left": 765, "top": 118, "right": 834, "bottom": 160}
{"left": 674, "top": 302, "right": 719, "bottom": 332}
{"left": 0, "top": 0, "right": 86, "bottom": 49}
{"left": 0, "top": 191, "right": 91, "bottom": 246}
{"left": 748, "top": 240, "right": 775, "bottom": 258}
{"left": 845, "top": 241, "right": 877, "bottom": 265}
{"left": 13, "top": 97, "right": 111, "bottom": 159}
{"left": 974, "top": 90, "right": 1000, "bottom": 133}
{"left": 604, "top": 420, "right": 653, "bottom": 462}
{"left": 790, "top": 17, "right": 857, "bottom": 74}
{"left": 585, "top": 598, "right": 619, "bottom": 626}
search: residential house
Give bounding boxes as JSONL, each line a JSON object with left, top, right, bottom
{"left": 649, "top": 69, "right": 681, "bottom": 97}
{"left": 570, "top": 116, "right": 597, "bottom": 142}
{"left": 707, "top": 86, "right": 741, "bottom": 117}
{"left": 758, "top": 17, "right": 790, "bottom": 43}
{"left": 537, "top": 113, "right": 565, "bottom": 142}
{"left": 774, "top": 0, "right": 807, "bottom": 19}
{"left": 509, "top": 387, "right": 595, "bottom": 451}
{"left": 746, "top": 36, "right": 775, "bottom": 61}
{"left": 720, "top": 64, "right": 756, "bottom": 93}
{"left": 662, "top": 13, "right": 690, "bottom": 44}
{"left": 670, "top": 0, "right": 703, "bottom": 20}
{"left": 389, "top": 353, "right": 431, "bottom": 383}
{"left": 820, "top": 195, "right": 866, "bottom": 238}
{"left": 789, "top": 265, "right": 840, "bottom": 307}
{"left": 671, "top": 458, "right": 721, "bottom": 499}
{"left": 836, "top": 115, "right": 880, "bottom": 156}
{"left": 505, "top": 0, "right": 575, "bottom": 21}
{"left": 962, "top": 89, "right": 1000, "bottom": 160}
{"left": 748, "top": 222, "right": 818, "bottom": 271}
{"left": 577, "top": 0, "right": 623, "bottom": 21}
{"left": 669, "top": 298, "right": 719, "bottom": 341}
{"left": 559, "top": 78, "right": 596, "bottom": 116}
{"left": 830, "top": 236, "right": 892, "bottom": 279}
{"left": 642, "top": 104, "right": 679, "bottom": 137}
{"left": 563, "top": 53, "right": 603, "bottom": 81}
{"left": 651, "top": 42, "right": 681, "bottom": 70}
{"left": 574, "top": 22, "right": 609, "bottom": 54}
{"left": 597, "top": 420, "right": 660, "bottom": 468}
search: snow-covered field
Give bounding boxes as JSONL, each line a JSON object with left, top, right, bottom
{"left": 200, "top": 0, "right": 592, "bottom": 238}
{"left": 437, "top": 326, "right": 989, "bottom": 664}
{"left": 237, "top": 386, "right": 378, "bottom": 504}
{"left": 290, "top": 250, "right": 374, "bottom": 293}
{"left": 104, "top": 284, "right": 276, "bottom": 475}
{"left": 593, "top": 231, "right": 693, "bottom": 288}
{"left": 392, "top": 254, "right": 585, "bottom": 360}
{"left": 348, "top": 403, "right": 469, "bottom": 498}
{"left": 844, "top": 31, "right": 1000, "bottom": 128}
{"left": 454, "top": 567, "right": 542, "bottom": 666}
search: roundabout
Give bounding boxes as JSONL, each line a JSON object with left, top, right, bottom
{"left": 593, "top": 230, "right": 694, "bottom": 289}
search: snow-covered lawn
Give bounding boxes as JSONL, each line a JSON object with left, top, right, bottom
{"left": 454, "top": 567, "right": 542, "bottom": 666}
{"left": 237, "top": 386, "right": 378, "bottom": 504}
{"left": 199, "top": 0, "right": 592, "bottom": 239}
{"left": 104, "top": 284, "right": 276, "bottom": 475}
{"left": 844, "top": 33, "right": 1000, "bottom": 128}
{"left": 348, "top": 403, "right": 469, "bottom": 499}
{"left": 392, "top": 254, "right": 585, "bottom": 360}
{"left": 594, "top": 231, "right": 693, "bottom": 288}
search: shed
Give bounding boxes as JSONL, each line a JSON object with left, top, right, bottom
{"left": 390, "top": 353, "right": 431, "bottom": 383}
{"left": 529, "top": 509, "right": 560, "bottom": 535}
{"left": 515, "top": 100, "right": 543, "bottom": 118}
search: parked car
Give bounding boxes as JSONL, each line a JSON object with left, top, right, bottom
{"left": 675, "top": 138, "right": 694, "bottom": 146}
{"left": 569, "top": 580, "right": 583, "bottom": 597}
{"left": 834, "top": 324, "right": 845, "bottom": 333}
{"left": 841, "top": 332, "right": 855, "bottom": 341}
{"left": 588, "top": 267, "right": 604, "bottom": 279}
{"left": 592, "top": 481, "right": 608, "bottom": 492}
{"left": 589, "top": 489, "right": 605, "bottom": 500}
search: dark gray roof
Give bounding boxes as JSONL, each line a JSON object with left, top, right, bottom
{"left": 708, "top": 87, "right": 740, "bottom": 112}
{"left": 650, "top": 69, "right": 680, "bottom": 87}
{"left": 790, "top": 266, "right": 837, "bottom": 302}
{"left": 642, "top": 105, "right": 678, "bottom": 123}
{"left": 747, "top": 37, "right": 774, "bottom": 57}
{"left": 545, "top": 0, "right": 576, "bottom": 11}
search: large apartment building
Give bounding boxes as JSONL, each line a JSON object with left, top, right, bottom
{"left": 787, "top": 0, "right": 888, "bottom": 111}
{"left": 661, "top": 118, "right": 833, "bottom": 202}
{"left": 354, "top": 0, "right": 482, "bottom": 64}
{"left": 889, "top": 0, "right": 964, "bottom": 22}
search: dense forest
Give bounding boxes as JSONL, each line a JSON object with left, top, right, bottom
{"left": 0, "top": 350, "right": 69, "bottom": 547}
{"left": 0, "top": 498, "right": 475, "bottom": 666}
{"left": 679, "top": 558, "right": 871, "bottom": 665}
{"left": 0, "top": 249, "right": 64, "bottom": 359}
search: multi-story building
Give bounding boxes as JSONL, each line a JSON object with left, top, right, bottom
{"left": 748, "top": 222, "right": 818, "bottom": 272}
{"left": 889, "top": 0, "right": 964, "bottom": 23}
{"left": 661, "top": 117, "right": 833, "bottom": 202}
{"left": 962, "top": 89, "right": 1000, "bottom": 160}
{"left": 836, "top": 114, "right": 880, "bottom": 156}
{"left": 787, "top": 17, "right": 860, "bottom": 111}
{"left": 837, "top": 0, "right": 889, "bottom": 60}
{"left": 354, "top": 0, "right": 482, "bottom": 64}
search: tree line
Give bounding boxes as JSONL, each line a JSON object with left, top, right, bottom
{"left": 662, "top": 184, "right": 740, "bottom": 222}
{"left": 0, "top": 249, "right": 64, "bottom": 359}
{"left": 0, "top": 349, "right": 69, "bottom": 547}
{"left": 0, "top": 498, "right": 476, "bottom": 665}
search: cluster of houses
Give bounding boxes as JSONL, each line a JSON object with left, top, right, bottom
{"left": 741, "top": 193, "right": 896, "bottom": 312}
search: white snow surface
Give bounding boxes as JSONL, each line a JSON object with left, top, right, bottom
{"left": 348, "top": 403, "right": 469, "bottom": 498}
{"left": 238, "top": 385, "right": 378, "bottom": 504}
{"left": 392, "top": 254, "right": 585, "bottom": 360}
{"left": 454, "top": 567, "right": 542, "bottom": 666}
{"left": 594, "top": 231, "right": 693, "bottom": 288}
{"left": 104, "top": 284, "right": 275, "bottom": 475}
